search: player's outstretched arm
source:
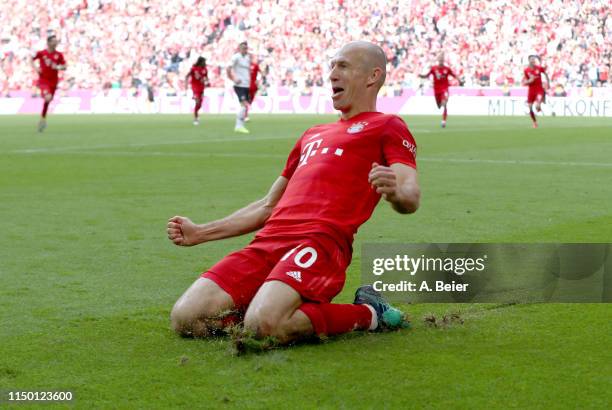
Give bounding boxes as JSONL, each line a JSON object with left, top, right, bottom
{"left": 31, "top": 55, "right": 40, "bottom": 74}
{"left": 368, "top": 162, "right": 420, "bottom": 214}
{"left": 450, "top": 70, "right": 463, "bottom": 85}
{"left": 167, "top": 176, "right": 288, "bottom": 246}
{"left": 543, "top": 72, "right": 551, "bottom": 89}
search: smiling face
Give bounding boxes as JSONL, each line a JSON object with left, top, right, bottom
{"left": 329, "top": 49, "right": 366, "bottom": 112}
{"left": 328, "top": 43, "right": 385, "bottom": 115}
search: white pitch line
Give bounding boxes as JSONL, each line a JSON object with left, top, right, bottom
{"left": 408, "top": 122, "right": 612, "bottom": 134}
{"left": 15, "top": 150, "right": 286, "bottom": 159}
{"left": 8, "top": 120, "right": 609, "bottom": 154}
{"left": 419, "top": 157, "right": 612, "bottom": 168}
{"left": 8, "top": 148, "right": 612, "bottom": 168}
{"left": 10, "top": 134, "right": 296, "bottom": 154}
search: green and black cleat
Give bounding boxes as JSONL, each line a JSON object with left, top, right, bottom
{"left": 354, "top": 285, "right": 411, "bottom": 331}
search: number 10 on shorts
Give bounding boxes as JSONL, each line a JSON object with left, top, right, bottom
{"left": 281, "top": 244, "right": 318, "bottom": 268}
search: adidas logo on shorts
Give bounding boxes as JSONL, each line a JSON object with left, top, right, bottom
{"left": 286, "top": 271, "right": 302, "bottom": 282}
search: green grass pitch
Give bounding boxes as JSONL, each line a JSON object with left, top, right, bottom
{"left": 1, "top": 114, "right": 611, "bottom": 408}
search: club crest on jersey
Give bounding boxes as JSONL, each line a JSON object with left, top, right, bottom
{"left": 347, "top": 121, "right": 368, "bottom": 134}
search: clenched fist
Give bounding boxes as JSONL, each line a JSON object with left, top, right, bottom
{"left": 368, "top": 162, "right": 399, "bottom": 202}
{"left": 167, "top": 216, "right": 199, "bottom": 246}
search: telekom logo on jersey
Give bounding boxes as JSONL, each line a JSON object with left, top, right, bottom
{"left": 298, "top": 133, "right": 344, "bottom": 168}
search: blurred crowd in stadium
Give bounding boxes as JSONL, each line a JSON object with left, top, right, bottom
{"left": 0, "top": 0, "right": 610, "bottom": 96}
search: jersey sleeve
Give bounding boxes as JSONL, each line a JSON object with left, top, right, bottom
{"left": 58, "top": 53, "right": 66, "bottom": 65}
{"left": 33, "top": 51, "right": 41, "bottom": 60}
{"left": 382, "top": 116, "right": 417, "bottom": 169}
{"left": 281, "top": 136, "right": 304, "bottom": 179}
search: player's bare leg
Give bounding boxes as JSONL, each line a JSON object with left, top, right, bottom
{"left": 441, "top": 99, "right": 448, "bottom": 128}
{"left": 242, "top": 282, "right": 410, "bottom": 348}
{"left": 38, "top": 92, "right": 52, "bottom": 132}
{"left": 235, "top": 100, "right": 250, "bottom": 133}
{"left": 170, "top": 278, "right": 235, "bottom": 337}
{"left": 243, "top": 280, "right": 312, "bottom": 345}
{"left": 244, "top": 103, "right": 251, "bottom": 122}
{"left": 528, "top": 102, "right": 538, "bottom": 128}
{"left": 535, "top": 96, "right": 543, "bottom": 113}
{"left": 193, "top": 97, "right": 202, "bottom": 125}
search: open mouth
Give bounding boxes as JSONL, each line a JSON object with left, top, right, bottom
{"left": 332, "top": 87, "right": 344, "bottom": 98}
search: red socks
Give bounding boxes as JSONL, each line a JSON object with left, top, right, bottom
{"left": 42, "top": 101, "right": 50, "bottom": 118}
{"left": 220, "top": 312, "right": 241, "bottom": 329}
{"left": 529, "top": 109, "right": 536, "bottom": 122}
{"left": 443, "top": 107, "right": 447, "bottom": 121}
{"left": 194, "top": 100, "right": 202, "bottom": 118}
{"left": 299, "top": 303, "right": 373, "bottom": 336}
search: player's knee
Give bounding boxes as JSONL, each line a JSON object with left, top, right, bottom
{"left": 170, "top": 303, "right": 195, "bottom": 336}
{"left": 170, "top": 298, "right": 220, "bottom": 336}
{"left": 244, "top": 311, "right": 299, "bottom": 344}
{"left": 244, "top": 309, "right": 285, "bottom": 339}
{"left": 170, "top": 278, "right": 234, "bottom": 335}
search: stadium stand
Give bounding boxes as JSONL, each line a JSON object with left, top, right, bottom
{"left": 0, "top": 0, "right": 610, "bottom": 96}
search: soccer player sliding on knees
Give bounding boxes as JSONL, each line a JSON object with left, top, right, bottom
{"left": 167, "top": 41, "right": 420, "bottom": 349}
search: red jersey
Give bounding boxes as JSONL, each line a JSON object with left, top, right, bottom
{"left": 257, "top": 112, "right": 417, "bottom": 254}
{"left": 524, "top": 65, "right": 546, "bottom": 90}
{"left": 33, "top": 49, "right": 66, "bottom": 83}
{"left": 189, "top": 65, "right": 208, "bottom": 89}
{"left": 249, "top": 62, "right": 260, "bottom": 90}
{"left": 426, "top": 65, "right": 455, "bottom": 91}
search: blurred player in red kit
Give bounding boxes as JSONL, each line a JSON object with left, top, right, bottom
{"left": 523, "top": 55, "right": 550, "bottom": 128}
{"left": 32, "top": 35, "right": 66, "bottom": 132}
{"left": 185, "top": 57, "right": 209, "bottom": 126}
{"left": 167, "top": 41, "right": 421, "bottom": 348}
{"left": 419, "top": 54, "right": 457, "bottom": 128}
{"left": 245, "top": 57, "right": 261, "bottom": 122}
